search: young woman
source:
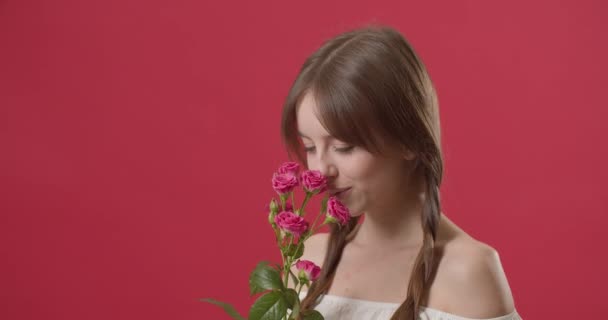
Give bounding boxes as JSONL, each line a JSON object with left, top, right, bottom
{"left": 281, "top": 25, "right": 521, "bottom": 320}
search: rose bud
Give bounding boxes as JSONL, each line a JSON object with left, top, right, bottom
{"left": 295, "top": 259, "right": 321, "bottom": 284}
{"left": 324, "top": 196, "right": 351, "bottom": 226}
{"left": 267, "top": 198, "right": 279, "bottom": 226}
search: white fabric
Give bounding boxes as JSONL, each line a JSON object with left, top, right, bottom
{"left": 298, "top": 292, "right": 522, "bottom": 320}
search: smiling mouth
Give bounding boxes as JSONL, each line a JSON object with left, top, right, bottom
{"left": 331, "top": 188, "right": 351, "bottom": 197}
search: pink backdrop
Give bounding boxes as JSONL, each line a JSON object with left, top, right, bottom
{"left": 1, "top": 1, "right": 606, "bottom": 319}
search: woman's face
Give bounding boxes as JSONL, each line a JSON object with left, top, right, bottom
{"left": 296, "top": 92, "right": 415, "bottom": 216}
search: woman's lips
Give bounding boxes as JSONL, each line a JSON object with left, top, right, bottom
{"left": 335, "top": 187, "right": 351, "bottom": 198}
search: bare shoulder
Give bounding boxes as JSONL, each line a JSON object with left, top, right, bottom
{"left": 287, "top": 232, "right": 329, "bottom": 290}
{"left": 432, "top": 234, "right": 516, "bottom": 318}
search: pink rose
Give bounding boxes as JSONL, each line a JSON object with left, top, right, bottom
{"left": 278, "top": 162, "right": 300, "bottom": 176}
{"left": 295, "top": 259, "right": 321, "bottom": 282}
{"left": 272, "top": 172, "right": 299, "bottom": 195}
{"left": 325, "top": 196, "right": 351, "bottom": 226}
{"left": 274, "top": 211, "right": 309, "bottom": 237}
{"left": 300, "top": 170, "right": 327, "bottom": 194}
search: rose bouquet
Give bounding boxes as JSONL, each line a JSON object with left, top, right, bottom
{"left": 202, "top": 161, "right": 351, "bottom": 320}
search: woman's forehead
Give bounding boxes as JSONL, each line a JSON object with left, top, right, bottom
{"left": 295, "top": 94, "right": 331, "bottom": 140}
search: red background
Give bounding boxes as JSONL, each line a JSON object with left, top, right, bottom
{"left": 1, "top": 1, "right": 606, "bottom": 319}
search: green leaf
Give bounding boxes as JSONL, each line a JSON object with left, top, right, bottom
{"left": 248, "top": 291, "right": 288, "bottom": 320}
{"left": 249, "top": 261, "right": 284, "bottom": 296}
{"left": 293, "top": 244, "right": 304, "bottom": 259}
{"left": 302, "top": 309, "right": 324, "bottom": 320}
{"left": 289, "top": 269, "right": 299, "bottom": 287}
{"left": 200, "top": 298, "right": 246, "bottom": 320}
{"left": 284, "top": 288, "right": 300, "bottom": 319}
{"left": 285, "top": 243, "right": 304, "bottom": 259}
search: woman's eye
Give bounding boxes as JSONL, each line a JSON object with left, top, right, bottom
{"left": 304, "top": 146, "right": 354, "bottom": 154}
{"left": 335, "top": 146, "right": 354, "bottom": 153}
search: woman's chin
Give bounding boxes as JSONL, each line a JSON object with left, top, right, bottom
{"left": 348, "top": 207, "right": 364, "bottom": 218}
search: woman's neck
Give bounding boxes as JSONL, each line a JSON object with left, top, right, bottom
{"left": 351, "top": 175, "right": 427, "bottom": 251}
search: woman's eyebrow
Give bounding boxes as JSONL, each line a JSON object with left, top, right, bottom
{"left": 298, "top": 131, "right": 331, "bottom": 139}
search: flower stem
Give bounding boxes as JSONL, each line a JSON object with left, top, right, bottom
{"left": 284, "top": 263, "right": 290, "bottom": 288}
{"left": 283, "top": 235, "right": 294, "bottom": 287}
{"left": 312, "top": 223, "right": 326, "bottom": 234}
{"left": 300, "top": 192, "right": 312, "bottom": 213}
{"left": 309, "top": 211, "right": 325, "bottom": 236}
{"left": 280, "top": 194, "right": 287, "bottom": 211}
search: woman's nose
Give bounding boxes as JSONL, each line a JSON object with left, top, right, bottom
{"left": 315, "top": 157, "right": 337, "bottom": 179}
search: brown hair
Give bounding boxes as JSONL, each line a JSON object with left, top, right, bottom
{"left": 280, "top": 24, "right": 443, "bottom": 320}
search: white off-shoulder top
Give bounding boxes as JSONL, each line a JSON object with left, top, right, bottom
{"left": 298, "top": 292, "right": 522, "bottom": 320}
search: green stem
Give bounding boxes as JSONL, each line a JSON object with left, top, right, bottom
{"left": 309, "top": 211, "right": 325, "bottom": 236}
{"left": 280, "top": 194, "right": 287, "bottom": 211}
{"left": 284, "top": 260, "right": 290, "bottom": 285}
{"left": 280, "top": 242, "right": 286, "bottom": 271}
{"left": 275, "top": 228, "right": 281, "bottom": 245}
{"left": 286, "top": 235, "right": 294, "bottom": 256}
{"left": 300, "top": 192, "right": 312, "bottom": 214}
{"left": 276, "top": 229, "right": 287, "bottom": 276}
{"left": 283, "top": 235, "right": 294, "bottom": 287}
{"left": 312, "top": 224, "right": 326, "bottom": 235}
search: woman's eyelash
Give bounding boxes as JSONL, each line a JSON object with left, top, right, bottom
{"left": 336, "top": 146, "right": 355, "bottom": 153}
{"left": 304, "top": 146, "right": 354, "bottom": 153}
